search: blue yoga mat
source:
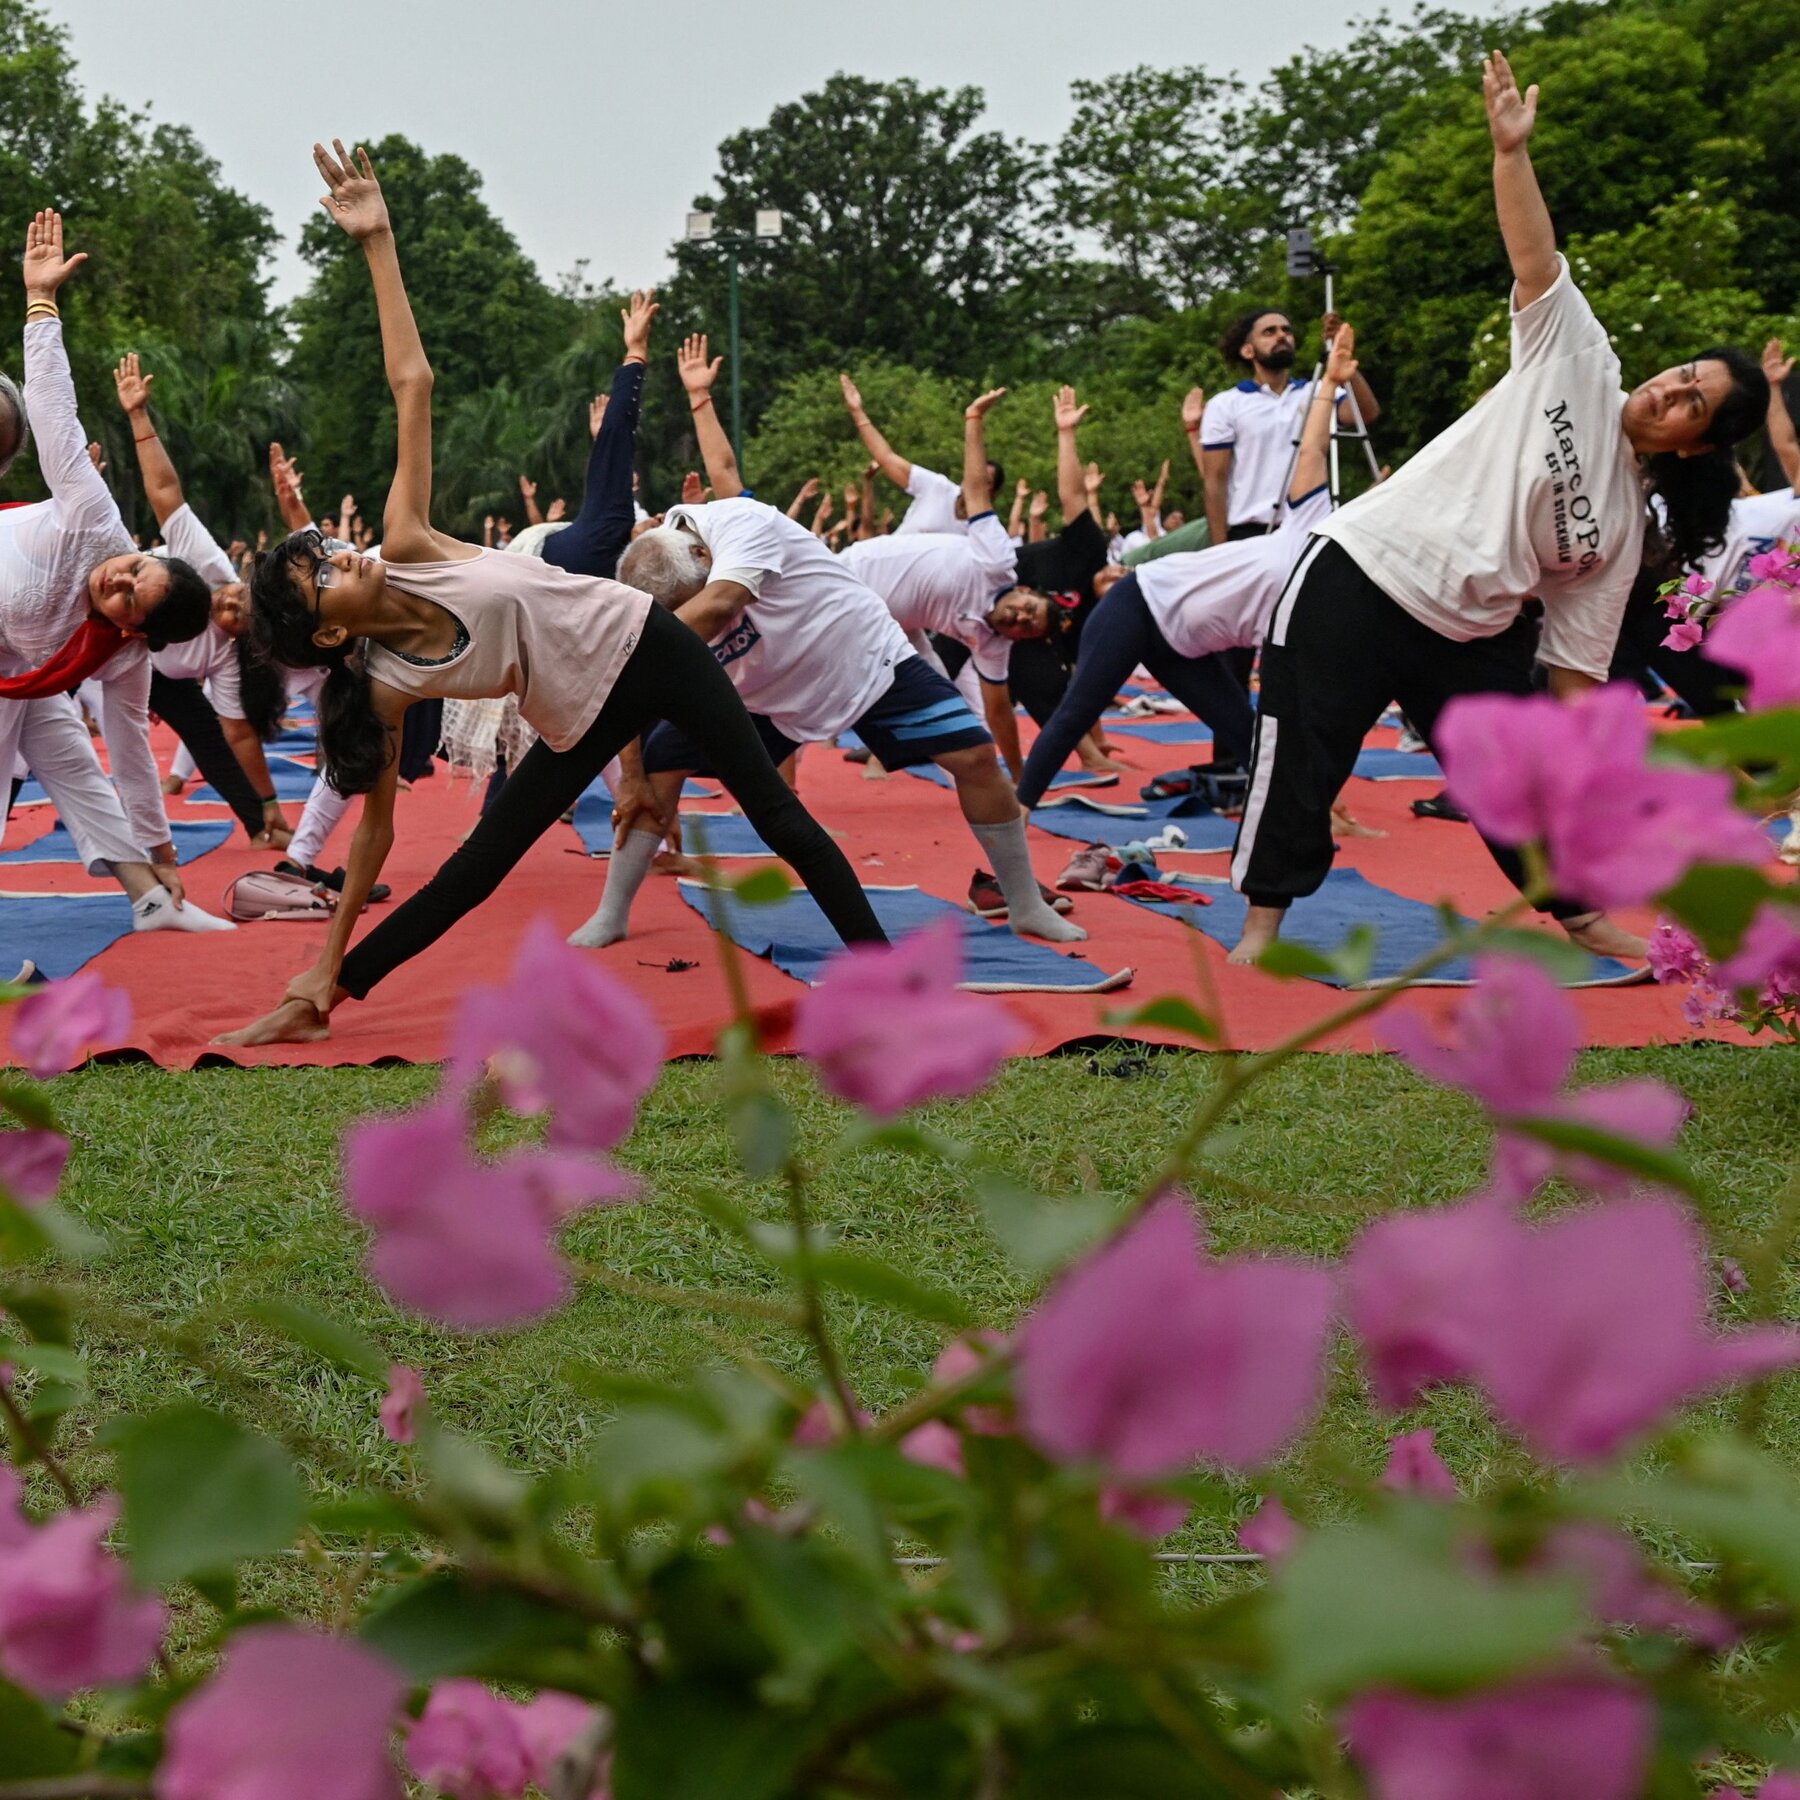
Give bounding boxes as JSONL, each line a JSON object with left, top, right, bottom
{"left": 0, "top": 818, "right": 232, "bottom": 866}
{"left": 189, "top": 754, "right": 317, "bottom": 805}
{"left": 571, "top": 805, "right": 775, "bottom": 859}
{"left": 0, "top": 892, "right": 135, "bottom": 981}
{"left": 1117, "top": 868, "right": 1638, "bottom": 988}
{"left": 266, "top": 723, "right": 318, "bottom": 754}
{"left": 1108, "top": 719, "right": 1215, "bottom": 745}
{"left": 904, "top": 764, "right": 1118, "bottom": 793}
{"left": 675, "top": 882, "right": 1133, "bottom": 993}
{"left": 10, "top": 780, "right": 49, "bottom": 808}
{"left": 1352, "top": 748, "right": 1444, "bottom": 781}
{"left": 1028, "top": 793, "right": 1238, "bottom": 851}
{"left": 569, "top": 776, "right": 723, "bottom": 852}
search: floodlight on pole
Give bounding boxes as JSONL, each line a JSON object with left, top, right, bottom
{"left": 683, "top": 203, "right": 783, "bottom": 479}
{"left": 754, "top": 209, "right": 784, "bottom": 241}
{"left": 685, "top": 212, "right": 716, "bottom": 243}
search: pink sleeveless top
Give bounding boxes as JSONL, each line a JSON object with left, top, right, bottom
{"left": 365, "top": 548, "right": 652, "bottom": 752}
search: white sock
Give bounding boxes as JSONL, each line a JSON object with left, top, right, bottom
{"left": 131, "top": 887, "right": 237, "bottom": 934}
{"left": 568, "top": 829, "right": 659, "bottom": 947}
{"left": 971, "top": 817, "right": 1086, "bottom": 942}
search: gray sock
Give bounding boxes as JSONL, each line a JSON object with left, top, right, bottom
{"left": 569, "top": 829, "right": 659, "bottom": 947}
{"left": 971, "top": 816, "right": 1086, "bottom": 942}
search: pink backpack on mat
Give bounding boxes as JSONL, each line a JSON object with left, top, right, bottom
{"left": 223, "top": 869, "right": 337, "bottom": 922}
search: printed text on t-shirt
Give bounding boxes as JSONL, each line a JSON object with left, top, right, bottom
{"left": 1542, "top": 399, "right": 1602, "bottom": 573}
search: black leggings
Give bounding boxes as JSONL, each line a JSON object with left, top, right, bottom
{"left": 1608, "top": 565, "right": 1740, "bottom": 718}
{"left": 1015, "top": 574, "right": 1256, "bottom": 809}
{"left": 338, "top": 603, "right": 887, "bottom": 999}
{"left": 1232, "top": 538, "right": 1585, "bottom": 919}
{"left": 147, "top": 671, "right": 264, "bottom": 838}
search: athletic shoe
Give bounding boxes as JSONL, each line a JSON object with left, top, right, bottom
{"left": 277, "top": 859, "right": 392, "bottom": 903}
{"left": 967, "top": 869, "right": 1074, "bottom": 918}
{"left": 7, "top": 959, "right": 46, "bottom": 987}
{"left": 1112, "top": 695, "right": 1161, "bottom": 718}
{"left": 1140, "top": 766, "right": 1203, "bottom": 802}
{"left": 1395, "top": 722, "right": 1430, "bottom": 753}
{"left": 131, "top": 888, "right": 236, "bottom": 933}
{"left": 1410, "top": 794, "right": 1468, "bottom": 823}
{"left": 1056, "top": 842, "right": 1112, "bottom": 891}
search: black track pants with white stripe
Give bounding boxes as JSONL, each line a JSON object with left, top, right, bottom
{"left": 1230, "top": 536, "right": 1585, "bottom": 919}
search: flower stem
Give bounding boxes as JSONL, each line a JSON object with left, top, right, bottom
{"left": 0, "top": 1374, "right": 80, "bottom": 1505}
{"left": 784, "top": 1157, "right": 862, "bottom": 1437}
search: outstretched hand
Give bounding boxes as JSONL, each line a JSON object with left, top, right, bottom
{"left": 1054, "top": 385, "right": 1089, "bottom": 432}
{"left": 1083, "top": 460, "right": 1104, "bottom": 496}
{"left": 1325, "top": 319, "right": 1359, "bottom": 387}
{"left": 1029, "top": 488, "right": 1050, "bottom": 519}
{"left": 965, "top": 387, "right": 1007, "bottom": 421}
{"left": 839, "top": 372, "right": 865, "bottom": 416}
{"left": 1180, "top": 386, "right": 1206, "bottom": 434}
{"left": 24, "top": 209, "right": 86, "bottom": 300}
{"left": 1482, "top": 51, "right": 1537, "bottom": 155}
{"left": 113, "top": 352, "right": 153, "bottom": 415}
{"left": 1763, "top": 338, "right": 1794, "bottom": 385}
{"left": 621, "top": 288, "right": 659, "bottom": 361}
{"left": 589, "top": 393, "right": 608, "bottom": 440}
{"left": 681, "top": 470, "right": 704, "bottom": 506}
{"left": 678, "top": 333, "right": 722, "bottom": 398}
{"left": 313, "top": 140, "right": 390, "bottom": 241}
{"left": 86, "top": 441, "right": 105, "bottom": 474}
{"left": 269, "top": 441, "right": 304, "bottom": 501}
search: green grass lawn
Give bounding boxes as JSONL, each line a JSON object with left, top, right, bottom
{"left": 38, "top": 1041, "right": 1800, "bottom": 1557}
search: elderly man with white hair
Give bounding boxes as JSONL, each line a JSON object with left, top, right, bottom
{"left": 568, "top": 334, "right": 1083, "bottom": 950}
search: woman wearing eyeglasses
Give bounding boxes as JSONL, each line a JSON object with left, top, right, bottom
{"left": 218, "top": 143, "right": 883, "bottom": 1048}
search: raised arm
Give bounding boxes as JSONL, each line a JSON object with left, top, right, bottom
{"left": 962, "top": 388, "right": 1005, "bottom": 517}
{"left": 1007, "top": 477, "right": 1028, "bottom": 541}
{"left": 1763, "top": 339, "right": 1800, "bottom": 489}
{"left": 859, "top": 461, "right": 877, "bottom": 540}
{"left": 1053, "top": 386, "right": 1089, "bottom": 525}
{"left": 679, "top": 333, "right": 743, "bottom": 498}
{"left": 1292, "top": 322, "right": 1357, "bottom": 502}
{"left": 840, "top": 374, "right": 913, "bottom": 490}
{"left": 1180, "top": 387, "right": 1207, "bottom": 484}
{"left": 518, "top": 474, "right": 543, "bottom": 527}
{"left": 1483, "top": 51, "right": 1558, "bottom": 309}
{"left": 786, "top": 476, "right": 820, "bottom": 520}
{"left": 313, "top": 141, "right": 440, "bottom": 556}
{"left": 1322, "top": 312, "right": 1382, "bottom": 429}
{"left": 269, "top": 442, "right": 311, "bottom": 532}
{"left": 114, "top": 353, "right": 184, "bottom": 525}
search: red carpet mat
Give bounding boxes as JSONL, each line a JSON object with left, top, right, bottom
{"left": 0, "top": 712, "right": 1760, "bottom": 1069}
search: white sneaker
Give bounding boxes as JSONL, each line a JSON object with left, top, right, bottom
{"left": 1396, "top": 724, "right": 1429, "bottom": 754}
{"left": 132, "top": 887, "right": 237, "bottom": 934}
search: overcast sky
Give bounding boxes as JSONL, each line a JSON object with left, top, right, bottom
{"left": 52, "top": 0, "right": 1511, "bottom": 303}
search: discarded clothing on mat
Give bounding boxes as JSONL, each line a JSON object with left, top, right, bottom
{"left": 1114, "top": 868, "right": 1642, "bottom": 988}
{"left": 0, "top": 818, "right": 232, "bottom": 866}
{"left": 676, "top": 880, "right": 1134, "bottom": 994}
{"left": 1028, "top": 792, "right": 1239, "bottom": 851}
{"left": 0, "top": 891, "right": 135, "bottom": 980}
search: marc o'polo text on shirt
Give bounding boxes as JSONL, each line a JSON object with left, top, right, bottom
{"left": 1542, "top": 398, "right": 1603, "bottom": 573}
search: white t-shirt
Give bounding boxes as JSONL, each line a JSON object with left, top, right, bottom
{"left": 1201, "top": 379, "right": 1323, "bottom": 528}
{"left": 839, "top": 512, "right": 1017, "bottom": 682}
{"left": 664, "top": 497, "right": 910, "bottom": 741}
{"left": 1699, "top": 487, "right": 1800, "bottom": 595}
{"left": 1138, "top": 484, "right": 1333, "bottom": 657}
{"left": 1314, "top": 258, "right": 1643, "bottom": 680}
{"left": 151, "top": 505, "right": 243, "bottom": 714}
{"left": 895, "top": 465, "right": 964, "bottom": 535}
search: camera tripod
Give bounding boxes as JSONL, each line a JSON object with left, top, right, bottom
{"left": 1279, "top": 231, "right": 1381, "bottom": 503}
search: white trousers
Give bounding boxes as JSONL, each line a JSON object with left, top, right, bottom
{"left": 287, "top": 774, "right": 350, "bottom": 869}
{"left": 0, "top": 691, "right": 144, "bottom": 873}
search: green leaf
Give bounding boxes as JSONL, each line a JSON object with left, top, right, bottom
{"left": 1459, "top": 928, "right": 1595, "bottom": 984}
{"left": 730, "top": 1529, "right": 872, "bottom": 1699}
{"left": 0, "top": 1284, "right": 73, "bottom": 1345}
{"left": 0, "top": 1196, "right": 55, "bottom": 1267}
{"left": 0, "top": 1341, "right": 85, "bottom": 1387}
{"left": 728, "top": 1090, "right": 792, "bottom": 1180}
{"left": 1504, "top": 1114, "right": 1705, "bottom": 1202}
{"left": 0, "top": 1081, "right": 59, "bottom": 1132}
{"left": 1659, "top": 863, "right": 1785, "bottom": 959}
{"left": 359, "top": 1570, "right": 593, "bottom": 1681}
{"left": 0, "top": 1676, "right": 80, "bottom": 1778}
{"left": 1654, "top": 707, "right": 1800, "bottom": 776}
{"left": 974, "top": 1173, "right": 1117, "bottom": 1275}
{"left": 107, "top": 1403, "right": 307, "bottom": 1584}
{"left": 249, "top": 1298, "right": 391, "bottom": 1382}
{"left": 612, "top": 1680, "right": 809, "bottom": 1800}
{"left": 807, "top": 1249, "right": 973, "bottom": 1326}
{"left": 1268, "top": 1521, "right": 1585, "bottom": 1703}
{"left": 1255, "top": 940, "right": 1337, "bottom": 980}
{"left": 1327, "top": 923, "right": 1380, "bottom": 986}
{"left": 1106, "top": 994, "right": 1220, "bottom": 1043}
{"left": 834, "top": 1116, "right": 971, "bottom": 1163}
{"left": 590, "top": 1405, "right": 737, "bottom": 1517}
{"left": 730, "top": 867, "right": 793, "bottom": 907}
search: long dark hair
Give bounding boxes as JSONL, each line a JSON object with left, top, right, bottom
{"left": 1644, "top": 346, "right": 1768, "bottom": 573}
{"left": 234, "top": 635, "right": 289, "bottom": 743}
{"left": 248, "top": 535, "right": 392, "bottom": 795}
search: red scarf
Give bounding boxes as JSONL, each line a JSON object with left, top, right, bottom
{"left": 0, "top": 617, "right": 126, "bottom": 699}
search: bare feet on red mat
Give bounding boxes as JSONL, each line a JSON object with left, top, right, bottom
{"left": 213, "top": 998, "right": 332, "bottom": 1046}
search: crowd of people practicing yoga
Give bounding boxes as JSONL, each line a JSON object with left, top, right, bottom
{"left": 2, "top": 53, "right": 1794, "bottom": 1045}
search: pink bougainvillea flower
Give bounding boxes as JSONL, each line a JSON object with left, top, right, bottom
{"left": 1379, "top": 1429, "right": 1460, "bottom": 1500}
{"left": 1344, "top": 1195, "right": 1515, "bottom": 1412}
{"left": 378, "top": 1364, "right": 425, "bottom": 1446}
{"left": 1662, "top": 617, "right": 1705, "bottom": 652}
{"left": 343, "top": 1102, "right": 636, "bottom": 1331}
{"left": 790, "top": 1396, "right": 873, "bottom": 1447}
{"left": 1099, "top": 1485, "right": 1191, "bottom": 1539}
{"left": 1680, "top": 571, "right": 1715, "bottom": 600}
{"left": 1016, "top": 1194, "right": 1332, "bottom": 1479}
{"left": 794, "top": 921, "right": 1027, "bottom": 1118}
{"left": 1532, "top": 1523, "right": 1733, "bottom": 1649}
{"left": 1344, "top": 1674, "right": 1653, "bottom": 1800}
{"left": 405, "top": 1679, "right": 533, "bottom": 1800}
{"left": 513, "top": 1693, "right": 600, "bottom": 1791}
{"left": 1437, "top": 686, "right": 1766, "bottom": 908}
{"left": 928, "top": 1331, "right": 1011, "bottom": 1436}
{"left": 1490, "top": 1076, "right": 1691, "bottom": 1203}
{"left": 1719, "top": 903, "right": 1800, "bottom": 994}
{"left": 1237, "top": 1494, "right": 1302, "bottom": 1560}
{"left": 1384, "top": 954, "right": 1578, "bottom": 1114}
{"left": 451, "top": 919, "right": 664, "bottom": 1152}
{"left": 11, "top": 974, "right": 130, "bottom": 1077}
{"left": 0, "top": 1128, "right": 69, "bottom": 1203}
{"left": 1754, "top": 1776, "right": 1800, "bottom": 1800}
{"left": 900, "top": 1420, "right": 966, "bottom": 1478}
{"left": 158, "top": 1626, "right": 404, "bottom": 1800}
{"left": 1745, "top": 548, "right": 1800, "bottom": 588}
{"left": 1708, "top": 584, "right": 1800, "bottom": 710}
{"left": 0, "top": 1499, "right": 165, "bottom": 1698}
{"left": 1474, "top": 1196, "right": 1800, "bottom": 1463}
{"left": 1647, "top": 920, "right": 1709, "bottom": 985}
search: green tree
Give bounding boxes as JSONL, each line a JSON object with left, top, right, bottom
{"left": 286, "top": 134, "right": 577, "bottom": 520}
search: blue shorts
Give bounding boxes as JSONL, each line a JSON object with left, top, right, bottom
{"left": 641, "top": 654, "right": 992, "bottom": 776}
